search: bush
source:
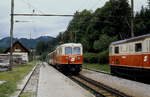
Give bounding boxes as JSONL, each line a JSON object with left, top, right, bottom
{"left": 98, "top": 50, "right": 109, "bottom": 64}
{"left": 84, "top": 53, "right": 98, "bottom": 63}
{"left": 84, "top": 50, "right": 109, "bottom": 64}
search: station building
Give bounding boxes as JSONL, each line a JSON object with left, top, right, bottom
{"left": 4, "top": 41, "right": 30, "bottom": 63}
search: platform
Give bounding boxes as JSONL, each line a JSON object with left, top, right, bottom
{"left": 37, "top": 63, "right": 94, "bottom": 97}
{"left": 81, "top": 69, "right": 150, "bottom": 97}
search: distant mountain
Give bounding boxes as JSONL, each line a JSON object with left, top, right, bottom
{"left": 0, "top": 36, "right": 54, "bottom": 49}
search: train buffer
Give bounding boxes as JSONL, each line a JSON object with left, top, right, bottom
{"left": 37, "top": 62, "right": 95, "bottom": 97}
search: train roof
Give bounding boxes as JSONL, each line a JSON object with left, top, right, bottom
{"left": 59, "top": 43, "right": 82, "bottom": 47}
{"left": 111, "top": 34, "right": 150, "bottom": 45}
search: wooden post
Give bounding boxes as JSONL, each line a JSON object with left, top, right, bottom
{"left": 131, "top": 0, "right": 134, "bottom": 37}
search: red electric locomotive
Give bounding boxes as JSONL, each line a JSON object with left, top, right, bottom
{"left": 47, "top": 43, "right": 83, "bottom": 74}
{"left": 109, "top": 34, "right": 150, "bottom": 83}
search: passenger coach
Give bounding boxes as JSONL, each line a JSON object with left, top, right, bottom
{"left": 109, "top": 34, "right": 150, "bottom": 83}
{"left": 47, "top": 43, "right": 83, "bottom": 74}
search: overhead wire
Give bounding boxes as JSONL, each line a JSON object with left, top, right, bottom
{"left": 21, "top": 0, "right": 45, "bottom": 14}
{"left": 90, "top": 0, "right": 102, "bottom": 10}
{"left": 16, "top": 0, "right": 147, "bottom": 39}
{"left": 16, "top": 0, "right": 41, "bottom": 39}
{"left": 77, "top": 0, "right": 88, "bottom": 11}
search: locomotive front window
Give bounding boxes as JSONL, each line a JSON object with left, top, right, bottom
{"left": 73, "top": 47, "right": 81, "bottom": 54}
{"left": 65, "top": 47, "right": 72, "bottom": 55}
{"left": 135, "top": 43, "right": 142, "bottom": 52}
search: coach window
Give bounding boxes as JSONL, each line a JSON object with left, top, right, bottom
{"left": 109, "top": 47, "right": 113, "bottom": 55}
{"left": 73, "top": 47, "right": 81, "bottom": 54}
{"left": 115, "top": 46, "right": 119, "bottom": 54}
{"left": 65, "top": 47, "right": 72, "bottom": 55}
{"left": 135, "top": 43, "right": 142, "bottom": 52}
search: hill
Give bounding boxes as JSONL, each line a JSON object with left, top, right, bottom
{"left": 0, "top": 36, "right": 54, "bottom": 49}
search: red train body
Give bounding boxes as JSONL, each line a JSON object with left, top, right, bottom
{"left": 47, "top": 43, "right": 83, "bottom": 74}
{"left": 109, "top": 34, "right": 150, "bottom": 83}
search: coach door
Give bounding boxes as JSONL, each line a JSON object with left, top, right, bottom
{"left": 133, "top": 42, "right": 143, "bottom": 68}
{"left": 143, "top": 39, "right": 150, "bottom": 68}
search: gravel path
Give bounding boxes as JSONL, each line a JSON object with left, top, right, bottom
{"left": 19, "top": 63, "right": 41, "bottom": 97}
{"left": 81, "top": 69, "right": 150, "bottom": 97}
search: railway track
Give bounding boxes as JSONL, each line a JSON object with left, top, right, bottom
{"left": 83, "top": 68, "right": 110, "bottom": 75}
{"left": 18, "top": 62, "right": 41, "bottom": 97}
{"left": 71, "top": 74, "right": 130, "bottom": 97}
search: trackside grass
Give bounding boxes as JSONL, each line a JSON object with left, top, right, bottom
{"left": 0, "top": 61, "right": 36, "bottom": 97}
{"left": 19, "top": 92, "right": 36, "bottom": 97}
{"left": 83, "top": 63, "right": 110, "bottom": 73}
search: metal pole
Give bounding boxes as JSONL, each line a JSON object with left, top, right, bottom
{"left": 74, "top": 31, "right": 76, "bottom": 43}
{"left": 9, "top": 0, "right": 14, "bottom": 71}
{"left": 131, "top": 0, "right": 134, "bottom": 37}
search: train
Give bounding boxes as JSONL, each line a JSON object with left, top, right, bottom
{"left": 47, "top": 43, "right": 83, "bottom": 75}
{"left": 109, "top": 34, "right": 150, "bottom": 83}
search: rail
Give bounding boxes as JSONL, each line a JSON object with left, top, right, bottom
{"left": 70, "top": 74, "right": 130, "bottom": 97}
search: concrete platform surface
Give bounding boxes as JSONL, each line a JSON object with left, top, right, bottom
{"left": 37, "top": 63, "right": 95, "bottom": 97}
{"left": 81, "top": 69, "right": 150, "bottom": 97}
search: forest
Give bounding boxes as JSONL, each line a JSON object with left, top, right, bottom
{"left": 36, "top": 0, "right": 150, "bottom": 64}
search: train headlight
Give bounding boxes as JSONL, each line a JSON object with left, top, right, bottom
{"left": 144, "top": 56, "right": 148, "bottom": 62}
{"left": 66, "top": 57, "right": 69, "bottom": 60}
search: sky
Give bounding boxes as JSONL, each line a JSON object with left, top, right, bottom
{"left": 0, "top": 0, "right": 148, "bottom": 39}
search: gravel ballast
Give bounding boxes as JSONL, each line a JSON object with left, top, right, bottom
{"left": 81, "top": 69, "right": 150, "bottom": 97}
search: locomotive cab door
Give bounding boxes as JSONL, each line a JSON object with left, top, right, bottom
{"left": 143, "top": 39, "right": 150, "bottom": 68}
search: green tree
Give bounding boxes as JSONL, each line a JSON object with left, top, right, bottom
{"left": 134, "top": 6, "right": 150, "bottom": 36}
{"left": 36, "top": 41, "right": 48, "bottom": 55}
{"left": 55, "top": 0, "right": 150, "bottom": 64}
{"left": 93, "top": 34, "right": 117, "bottom": 51}
{"left": 0, "top": 48, "right": 5, "bottom": 53}
{"left": 148, "top": 0, "right": 150, "bottom": 9}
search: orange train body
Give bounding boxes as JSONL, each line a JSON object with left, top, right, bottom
{"left": 54, "top": 55, "right": 83, "bottom": 65}
{"left": 109, "top": 34, "right": 150, "bottom": 84}
{"left": 109, "top": 54, "right": 150, "bottom": 69}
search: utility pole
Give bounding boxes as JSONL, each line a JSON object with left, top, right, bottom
{"left": 74, "top": 30, "right": 79, "bottom": 43}
{"left": 9, "top": 0, "right": 14, "bottom": 71}
{"left": 74, "top": 31, "right": 76, "bottom": 43}
{"left": 131, "top": 0, "right": 134, "bottom": 37}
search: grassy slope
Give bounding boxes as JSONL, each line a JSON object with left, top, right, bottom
{"left": 83, "top": 63, "right": 110, "bottom": 73}
{"left": 0, "top": 61, "right": 36, "bottom": 97}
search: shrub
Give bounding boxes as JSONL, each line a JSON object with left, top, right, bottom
{"left": 84, "top": 50, "right": 109, "bottom": 64}
{"left": 98, "top": 50, "right": 109, "bottom": 64}
{"left": 84, "top": 53, "right": 98, "bottom": 63}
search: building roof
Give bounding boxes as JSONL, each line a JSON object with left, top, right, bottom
{"left": 4, "top": 41, "right": 30, "bottom": 54}
{"left": 111, "top": 34, "right": 150, "bottom": 45}
{"left": 60, "top": 43, "right": 82, "bottom": 47}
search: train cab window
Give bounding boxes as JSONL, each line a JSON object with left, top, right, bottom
{"left": 135, "top": 43, "right": 142, "bottom": 52}
{"left": 73, "top": 47, "right": 81, "bottom": 55}
{"left": 65, "top": 47, "right": 72, "bottom": 55}
{"left": 115, "top": 47, "right": 119, "bottom": 54}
